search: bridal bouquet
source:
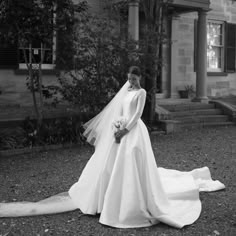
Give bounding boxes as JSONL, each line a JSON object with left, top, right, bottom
{"left": 112, "top": 117, "right": 127, "bottom": 143}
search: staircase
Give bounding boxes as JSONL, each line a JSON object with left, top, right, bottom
{"left": 157, "top": 100, "right": 235, "bottom": 133}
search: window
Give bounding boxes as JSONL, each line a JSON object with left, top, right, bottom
{"left": 18, "top": 38, "right": 56, "bottom": 70}
{"left": 207, "top": 21, "right": 224, "bottom": 72}
{"left": 0, "top": 1, "right": 76, "bottom": 71}
{"left": 194, "top": 20, "right": 236, "bottom": 74}
{"left": 18, "top": 5, "right": 56, "bottom": 70}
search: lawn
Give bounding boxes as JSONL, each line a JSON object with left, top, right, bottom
{"left": 0, "top": 126, "right": 236, "bottom": 236}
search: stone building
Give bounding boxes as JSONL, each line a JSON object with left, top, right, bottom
{"left": 126, "top": 0, "right": 236, "bottom": 101}
{"left": 0, "top": 0, "right": 236, "bottom": 106}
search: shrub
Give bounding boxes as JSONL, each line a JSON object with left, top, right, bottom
{"left": 53, "top": 14, "right": 140, "bottom": 114}
{"left": 22, "top": 116, "right": 86, "bottom": 147}
{"left": 0, "top": 127, "right": 27, "bottom": 150}
{"left": 0, "top": 116, "right": 86, "bottom": 151}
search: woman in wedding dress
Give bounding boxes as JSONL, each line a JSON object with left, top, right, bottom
{"left": 0, "top": 66, "right": 225, "bottom": 229}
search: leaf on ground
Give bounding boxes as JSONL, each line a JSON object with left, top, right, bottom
{"left": 213, "top": 230, "right": 220, "bottom": 235}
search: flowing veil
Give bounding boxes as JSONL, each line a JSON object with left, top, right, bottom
{"left": 83, "top": 81, "right": 130, "bottom": 147}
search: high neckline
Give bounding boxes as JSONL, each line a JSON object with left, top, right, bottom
{"left": 128, "top": 88, "right": 142, "bottom": 92}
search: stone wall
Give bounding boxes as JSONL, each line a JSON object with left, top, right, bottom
{"left": 0, "top": 70, "right": 58, "bottom": 106}
{"left": 207, "top": 0, "right": 236, "bottom": 97}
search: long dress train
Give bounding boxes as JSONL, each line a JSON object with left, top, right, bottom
{"left": 0, "top": 88, "right": 225, "bottom": 229}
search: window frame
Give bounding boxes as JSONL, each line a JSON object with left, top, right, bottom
{"left": 207, "top": 20, "right": 225, "bottom": 73}
{"left": 18, "top": 40, "right": 56, "bottom": 70}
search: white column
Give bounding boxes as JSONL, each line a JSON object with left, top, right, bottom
{"left": 193, "top": 10, "right": 208, "bottom": 102}
{"left": 128, "top": 0, "right": 139, "bottom": 40}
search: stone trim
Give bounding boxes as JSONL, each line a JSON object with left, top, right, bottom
{"left": 207, "top": 72, "right": 228, "bottom": 76}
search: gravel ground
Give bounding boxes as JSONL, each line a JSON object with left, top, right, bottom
{"left": 0, "top": 126, "right": 236, "bottom": 236}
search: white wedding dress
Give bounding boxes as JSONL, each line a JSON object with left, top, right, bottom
{"left": 0, "top": 87, "right": 225, "bottom": 229}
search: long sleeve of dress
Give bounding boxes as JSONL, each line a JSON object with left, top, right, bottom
{"left": 125, "top": 89, "right": 146, "bottom": 131}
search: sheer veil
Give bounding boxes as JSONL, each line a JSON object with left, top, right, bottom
{"left": 83, "top": 81, "right": 130, "bottom": 147}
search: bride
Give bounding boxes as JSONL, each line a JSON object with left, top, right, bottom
{"left": 0, "top": 66, "right": 225, "bottom": 229}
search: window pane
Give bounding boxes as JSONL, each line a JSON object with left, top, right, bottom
{"left": 44, "top": 49, "right": 53, "bottom": 64}
{"left": 32, "top": 39, "right": 41, "bottom": 48}
{"left": 207, "top": 46, "right": 222, "bottom": 69}
{"left": 207, "top": 23, "right": 223, "bottom": 46}
{"left": 207, "top": 21, "right": 224, "bottom": 71}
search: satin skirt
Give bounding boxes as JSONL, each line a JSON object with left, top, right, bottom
{"left": 69, "top": 120, "right": 225, "bottom": 228}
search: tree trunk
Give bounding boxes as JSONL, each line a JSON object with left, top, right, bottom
{"left": 141, "top": 0, "right": 166, "bottom": 126}
{"left": 22, "top": 45, "right": 40, "bottom": 121}
{"left": 37, "top": 45, "right": 45, "bottom": 127}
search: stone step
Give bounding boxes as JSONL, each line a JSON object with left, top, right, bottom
{"left": 176, "top": 121, "right": 235, "bottom": 131}
{"left": 171, "top": 109, "right": 223, "bottom": 118}
{"left": 160, "top": 103, "right": 215, "bottom": 112}
{"left": 156, "top": 98, "right": 191, "bottom": 105}
{"left": 174, "top": 115, "right": 229, "bottom": 123}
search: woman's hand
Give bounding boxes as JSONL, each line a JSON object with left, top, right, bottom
{"left": 115, "top": 128, "right": 129, "bottom": 143}
{"left": 115, "top": 128, "right": 129, "bottom": 138}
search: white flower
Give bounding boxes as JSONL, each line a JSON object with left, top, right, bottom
{"left": 112, "top": 116, "right": 127, "bottom": 133}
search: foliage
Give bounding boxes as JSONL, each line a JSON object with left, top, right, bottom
{"left": 0, "top": 0, "right": 88, "bottom": 129}
{"left": 0, "top": 0, "right": 87, "bottom": 54}
{"left": 185, "top": 85, "right": 195, "bottom": 98}
{"left": 0, "top": 116, "right": 86, "bottom": 151}
{"left": 177, "top": 85, "right": 195, "bottom": 98}
{"left": 104, "top": 0, "right": 172, "bottom": 124}
{"left": 184, "top": 85, "right": 195, "bottom": 93}
{"left": 22, "top": 116, "right": 86, "bottom": 147}
{"left": 0, "top": 127, "right": 27, "bottom": 150}
{"left": 139, "top": 0, "right": 171, "bottom": 124}
{"left": 55, "top": 0, "right": 88, "bottom": 70}
{"left": 52, "top": 2, "right": 171, "bottom": 118}
{"left": 25, "top": 68, "right": 58, "bottom": 99}
{"left": 54, "top": 14, "right": 140, "bottom": 113}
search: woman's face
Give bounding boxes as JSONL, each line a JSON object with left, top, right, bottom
{"left": 128, "top": 73, "right": 140, "bottom": 87}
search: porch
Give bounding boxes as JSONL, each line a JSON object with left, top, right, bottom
{"left": 127, "top": 0, "right": 211, "bottom": 102}
{"left": 155, "top": 96, "right": 236, "bottom": 133}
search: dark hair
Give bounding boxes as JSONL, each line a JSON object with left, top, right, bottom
{"left": 129, "top": 66, "right": 141, "bottom": 77}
